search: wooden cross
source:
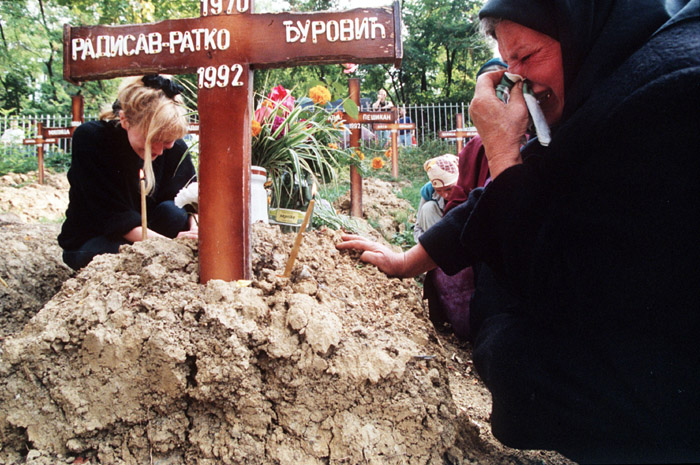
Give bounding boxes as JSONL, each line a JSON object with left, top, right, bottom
{"left": 373, "top": 120, "right": 415, "bottom": 177}
{"left": 338, "top": 78, "right": 396, "bottom": 217}
{"left": 438, "top": 113, "right": 477, "bottom": 154}
{"left": 63, "top": 0, "right": 402, "bottom": 283}
{"left": 22, "top": 95, "right": 84, "bottom": 184}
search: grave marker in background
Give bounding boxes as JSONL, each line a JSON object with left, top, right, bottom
{"left": 339, "top": 78, "right": 396, "bottom": 217}
{"left": 373, "top": 120, "right": 415, "bottom": 177}
{"left": 438, "top": 113, "right": 477, "bottom": 154}
{"left": 22, "top": 95, "right": 84, "bottom": 184}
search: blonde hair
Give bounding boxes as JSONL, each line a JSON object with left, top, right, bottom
{"left": 99, "top": 75, "right": 188, "bottom": 194}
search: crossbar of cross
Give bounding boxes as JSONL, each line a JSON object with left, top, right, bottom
{"left": 63, "top": 1, "right": 402, "bottom": 282}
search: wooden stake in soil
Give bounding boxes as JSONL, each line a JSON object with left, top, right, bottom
{"left": 282, "top": 184, "right": 316, "bottom": 278}
{"left": 63, "top": 0, "right": 402, "bottom": 282}
{"left": 140, "top": 169, "right": 147, "bottom": 241}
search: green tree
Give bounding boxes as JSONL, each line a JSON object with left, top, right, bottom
{"left": 0, "top": 0, "right": 494, "bottom": 117}
{"left": 400, "top": 0, "right": 492, "bottom": 103}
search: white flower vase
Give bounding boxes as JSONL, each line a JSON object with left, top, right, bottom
{"left": 250, "top": 166, "right": 269, "bottom": 224}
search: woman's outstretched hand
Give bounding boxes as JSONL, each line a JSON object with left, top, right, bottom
{"left": 176, "top": 229, "right": 198, "bottom": 240}
{"left": 335, "top": 234, "right": 437, "bottom": 278}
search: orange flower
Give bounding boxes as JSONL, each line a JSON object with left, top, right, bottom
{"left": 372, "top": 157, "right": 384, "bottom": 169}
{"left": 354, "top": 149, "right": 365, "bottom": 160}
{"left": 384, "top": 148, "right": 392, "bottom": 159}
{"left": 309, "top": 85, "right": 331, "bottom": 106}
{"left": 251, "top": 120, "right": 262, "bottom": 137}
{"left": 328, "top": 143, "right": 339, "bottom": 150}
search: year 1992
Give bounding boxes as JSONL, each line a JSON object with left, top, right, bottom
{"left": 197, "top": 65, "right": 245, "bottom": 89}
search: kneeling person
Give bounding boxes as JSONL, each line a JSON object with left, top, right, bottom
{"left": 413, "top": 154, "right": 459, "bottom": 242}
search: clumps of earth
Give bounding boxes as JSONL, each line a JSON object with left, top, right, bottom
{"left": 0, "top": 172, "right": 573, "bottom": 465}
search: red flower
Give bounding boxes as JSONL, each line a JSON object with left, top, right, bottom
{"left": 268, "top": 85, "right": 295, "bottom": 113}
{"left": 342, "top": 63, "right": 358, "bottom": 74}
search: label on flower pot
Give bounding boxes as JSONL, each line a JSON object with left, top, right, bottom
{"left": 269, "top": 208, "right": 306, "bottom": 226}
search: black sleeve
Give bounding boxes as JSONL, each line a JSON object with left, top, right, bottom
{"left": 419, "top": 186, "right": 485, "bottom": 275}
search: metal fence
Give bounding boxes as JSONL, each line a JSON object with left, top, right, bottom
{"left": 0, "top": 114, "right": 91, "bottom": 157}
{"left": 403, "top": 102, "right": 472, "bottom": 145}
{"left": 0, "top": 102, "right": 470, "bottom": 158}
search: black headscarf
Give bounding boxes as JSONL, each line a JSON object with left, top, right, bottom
{"left": 479, "top": 0, "right": 700, "bottom": 121}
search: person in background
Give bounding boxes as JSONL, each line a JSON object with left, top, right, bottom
{"left": 413, "top": 154, "right": 459, "bottom": 242}
{"left": 416, "top": 58, "right": 509, "bottom": 340}
{"left": 1, "top": 120, "right": 25, "bottom": 146}
{"left": 338, "top": 0, "right": 700, "bottom": 462}
{"left": 59, "top": 75, "right": 198, "bottom": 271}
{"left": 372, "top": 88, "right": 394, "bottom": 144}
{"left": 371, "top": 88, "right": 393, "bottom": 111}
{"left": 419, "top": 57, "right": 510, "bottom": 340}
{"left": 413, "top": 154, "right": 476, "bottom": 338}
{"left": 397, "top": 107, "right": 414, "bottom": 147}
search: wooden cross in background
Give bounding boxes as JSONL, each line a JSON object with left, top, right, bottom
{"left": 373, "top": 120, "right": 415, "bottom": 177}
{"left": 22, "top": 95, "right": 84, "bottom": 184}
{"left": 63, "top": 0, "right": 402, "bottom": 282}
{"left": 438, "top": 113, "right": 477, "bottom": 154}
{"left": 339, "top": 78, "right": 396, "bottom": 217}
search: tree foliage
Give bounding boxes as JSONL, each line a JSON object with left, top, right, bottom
{"left": 0, "top": 0, "right": 492, "bottom": 116}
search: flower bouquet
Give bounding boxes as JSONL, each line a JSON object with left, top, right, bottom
{"left": 251, "top": 84, "right": 345, "bottom": 225}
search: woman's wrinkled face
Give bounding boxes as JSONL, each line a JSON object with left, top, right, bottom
{"left": 119, "top": 113, "right": 175, "bottom": 160}
{"left": 495, "top": 20, "right": 565, "bottom": 125}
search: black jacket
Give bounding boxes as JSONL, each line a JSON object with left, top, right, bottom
{"left": 421, "top": 3, "right": 700, "bottom": 463}
{"left": 59, "top": 120, "right": 194, "bottom": 251}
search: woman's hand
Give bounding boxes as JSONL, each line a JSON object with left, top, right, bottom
{"left": 335, "top": 234, "right": 436, "bottom": 278}
{"left": 176, "top": 229, "right": 198, "bottom": 240}
{"left": 469, "top": 70, "right": 530, "bottom": 178}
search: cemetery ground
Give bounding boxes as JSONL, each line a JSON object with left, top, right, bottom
{"left": 0, "top": 151, "right": 574, "bottom": 464}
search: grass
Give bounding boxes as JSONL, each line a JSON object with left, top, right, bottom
{"left": 0, "top": 146, "right": 71, "bottom": 176}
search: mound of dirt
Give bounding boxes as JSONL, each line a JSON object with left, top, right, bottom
{"left": 0, "top": 173, "right": 572, "bottom": 465}
{"left": 0, "top": 222, "right": 74, "bottom": 338}
{"left": 0, "top": 171, "right": 69, "bottom": 224}
{"left": 335, "top": 178, "right": 415, "bottom": 241}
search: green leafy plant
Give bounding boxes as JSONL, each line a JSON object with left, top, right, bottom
{"left": 252, "top": 84, "right": 346, "bottom": 209}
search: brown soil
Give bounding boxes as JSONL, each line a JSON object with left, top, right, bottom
{"left": 0, "top": 171, "right": 573, "bottom": 465}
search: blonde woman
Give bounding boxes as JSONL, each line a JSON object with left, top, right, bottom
{"left": 59, "top": 75, "right": 197, "bottom": 270}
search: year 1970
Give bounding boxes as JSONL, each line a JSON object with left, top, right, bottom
{"left": 201, "top": 0, "right": 250, "bottom": 15}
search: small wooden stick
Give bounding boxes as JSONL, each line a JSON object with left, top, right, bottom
{"left": 140, "top": 169, "right": 147, "bottom": 241}
{"left": 282, "top": 184, "right": 316, "bottom": 278}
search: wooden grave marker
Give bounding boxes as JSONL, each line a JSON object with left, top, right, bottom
{"left": 373, "top": 120, "right": 415, "bottom": 177}
{"left": 63, "top": 0, "right": 402, "bottom": 282}
{"left": 22, "top": 95, "right": 84, "bottom": 184}
{"left": 438, "top": 113, "right": 477, "bottom": 154}
{"left": 338, "top": 78, "right": 396, "bottom": 217}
